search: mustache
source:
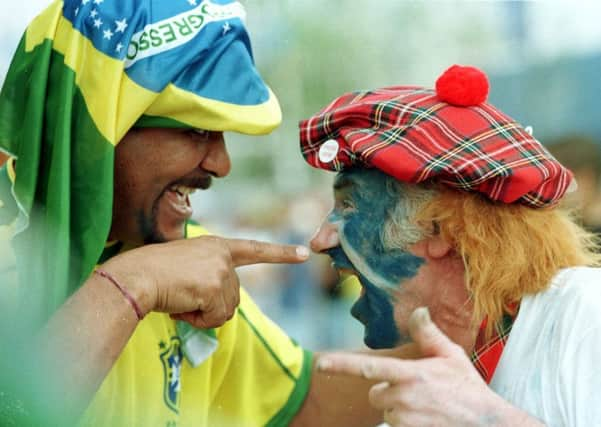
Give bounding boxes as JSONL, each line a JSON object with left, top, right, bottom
{"left": 170, "top": 174, "right": 212, "bottom": 190}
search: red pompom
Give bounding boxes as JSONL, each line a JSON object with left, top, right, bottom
{"left": 435, "top": 65, "right": 489, "bottom": 107}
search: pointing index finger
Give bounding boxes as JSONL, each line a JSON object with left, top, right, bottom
{"left": 316, "top": 353, "right": 410, "bottom": 384}
{"left": 225, "top": 238, "right": 310, "bottom": 267}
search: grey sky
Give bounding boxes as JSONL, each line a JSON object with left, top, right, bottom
{"left": 2, "top": 1, "right": 601, "bottom": 86}
{"left": 0, "top": 0, "right": 49, "bottom": 80}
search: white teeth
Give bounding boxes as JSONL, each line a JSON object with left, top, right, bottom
{"left": 172, "top": 186, "right": 197, "bottom": 196}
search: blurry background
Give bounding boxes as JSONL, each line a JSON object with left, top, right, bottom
{"left": 3, "top": 0, "right": 601, "bottom": 351}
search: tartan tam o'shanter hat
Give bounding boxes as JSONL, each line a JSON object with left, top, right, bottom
{"left": 299, "top": 65, "right": 574, "bottom": 208}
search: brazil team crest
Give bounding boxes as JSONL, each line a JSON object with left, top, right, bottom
{"left": 159, "top": 336, "right": 184, "bottom": 413}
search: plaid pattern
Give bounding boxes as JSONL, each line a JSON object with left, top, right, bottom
{"left": 299, "top": 86, "right": 573, "bottom": 208}
{"left": 470, "top": 311, "right": 516, "bottom": 384}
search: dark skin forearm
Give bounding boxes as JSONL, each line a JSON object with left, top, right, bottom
{"left": 291, "top": 358, "right": 381, "bottom": 427}
{"left": 291, "top": 344, "right": 421, "bottom": 426}
{"left": 19, "top": 236, "right": 307, "bottom": 423}
{"left": 27, "top": 272, "right": 140, "bottom": 423}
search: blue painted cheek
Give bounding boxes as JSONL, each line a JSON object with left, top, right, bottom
{"left": 350, "top": 276, "right": 400, "bottom": 349}
{"left": 338, "top": 171, "right": 424, "bottom": 288}
{"left": 327, "top": 246, "right": 400, "bottom": 348}
{"left": 341, "top": 220, "right": 424, "bottom": 289}
{"left": 329, "top": 169, "right": 426, "bottom": 348}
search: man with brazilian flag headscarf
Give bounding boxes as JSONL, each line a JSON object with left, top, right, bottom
{"left": 0, "top": 1, "right": 385, "bottom": 426}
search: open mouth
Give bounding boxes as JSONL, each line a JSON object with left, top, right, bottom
{"left": 160, "top": 175, "right": 212, "bottom": 221}
{"left": 163, "top": 185, "right": 196, "bottom": 219}
{"left": 170, "top": 184, "right": 199, "bottom": 201}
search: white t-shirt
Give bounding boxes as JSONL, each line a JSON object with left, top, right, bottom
{"left": 490, "top": 266, "right": 601, "bottom": 426}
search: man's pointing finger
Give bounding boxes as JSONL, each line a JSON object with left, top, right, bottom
{"left": 316, "top": 353, "right": 410, "bottom": 384}
{"left": 225, "top": 238, "right": 310, "bottom": 266}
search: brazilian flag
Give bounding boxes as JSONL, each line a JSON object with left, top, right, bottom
{"left": 0, "top": 0, "right": 280, "bottom": 422}
{"left": 0, "top": 0, "right": 280, "bottom": 326}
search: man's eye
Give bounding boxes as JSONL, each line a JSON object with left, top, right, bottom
{"left": 342, "top": 199, "right": 356, "bottom": 212}
{"left": 189, "top": 129, "right": 210, "bottom": 141}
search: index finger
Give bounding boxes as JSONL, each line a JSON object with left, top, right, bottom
{"left": 224, "top": 238, "right": 310, "bottom": 267}
{"left": 316, "top": 353, "right": 412, "bottom": 383}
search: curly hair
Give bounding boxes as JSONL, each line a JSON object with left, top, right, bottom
{"left": 414, "top": 187, "right": 601, "bottom": 336}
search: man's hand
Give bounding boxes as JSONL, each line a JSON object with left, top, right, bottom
{"left": 101, "top": 236, "right": 309, "bottom": 328}
{"left": 316, "top": 308, "right": 543, "bottom": 427}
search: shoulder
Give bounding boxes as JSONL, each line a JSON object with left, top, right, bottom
{"left": 495, "top": 267, "right": 601, "bottom": 419}
{"left": 525, "top": 266, "right": 601, "bottom": 310}
{"left": 514, "top": 267, "right": 601, "bottom": 349}
{"left": 554, "top": 267, "right": 601, "bottom": 339}
{"left": 521, "top": 267, "right": 601, "bottom": 353}
{"left": 548, "top": 266, "right": 601, "bottom": 312}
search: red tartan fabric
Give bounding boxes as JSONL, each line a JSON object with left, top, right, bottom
{"left": 470, "top": 312, "right": 515, "bottom": 384}
{"left": 299, "top": 85, "right": 573, "bottom": 208}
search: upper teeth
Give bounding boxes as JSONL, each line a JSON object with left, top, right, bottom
{"left": 173, "top": 186, "right": 197, "bottom": 196}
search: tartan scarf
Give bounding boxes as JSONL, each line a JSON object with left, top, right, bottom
{"left": 470, "top": 309, "right": 518, "bottom": 384}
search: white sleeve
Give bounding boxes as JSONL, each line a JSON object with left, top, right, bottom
{"left": 555, "top": 279, "right": 601, "bottom": 426}
{"left": 490, "top": 268, "right": 601, "bottom": 426}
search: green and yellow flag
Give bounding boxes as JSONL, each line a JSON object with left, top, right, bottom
{"left": 0, "top": 0, "right": 281, "bottom": 328}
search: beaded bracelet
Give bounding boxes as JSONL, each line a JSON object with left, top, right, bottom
{"left": 94, "top": 269, "right": 144, "bottom": 321}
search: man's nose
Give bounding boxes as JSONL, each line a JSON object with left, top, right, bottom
{"left": 310, "top": 220, "right": 340, "bottom": 253}
{"left": 201, "top": 132, "right": 231, "bottom": 177}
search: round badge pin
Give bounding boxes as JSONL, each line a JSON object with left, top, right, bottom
{"left": 318, "top": 139, "right": 339, "bottom": 163}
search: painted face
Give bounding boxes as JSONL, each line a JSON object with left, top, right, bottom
{"left": 327, "top": 169, "right": 424, "bottom": 348}
{"left": 110, "top": 128, "right": 230, "bottom": 244}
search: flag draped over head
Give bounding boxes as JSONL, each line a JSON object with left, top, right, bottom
{"left": 0, "top": 0, "right": 281, "bottom": 328}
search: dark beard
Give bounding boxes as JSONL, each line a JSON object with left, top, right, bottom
{"left": 137, "top": 203, "right": 169, "bottom": 244}
{"left": 137, "top": 174, "right": 210, "bottom": 244}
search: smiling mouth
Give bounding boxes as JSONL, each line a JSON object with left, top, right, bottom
{"left": 160, "top": 175, "right": 212, "bottom": 220}
{"left": 169, "top": 184, "right": 198, "bottom": 203}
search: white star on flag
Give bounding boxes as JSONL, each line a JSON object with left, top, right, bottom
{"left": 115, "top": 18, "right": 128, "bottom": 33}
{"left": 93, "top": 0, "right": 104, "bottom": 4}
{"left": 115, "top": 43, "right": 123, "bottom": 53}
{"left": 75, "top": 7, "right": 79, "bottom": 15}
{"left": 93, "top": 18, "right": 103, "bottom": 28}
{"left": 82, "top": 0, "right": 90, "bottom": 4}
{"left": 187, "top": 0, "right": 197, "bottom": 5}
{"left": 103, "top": 28, "right": 114, "bottom": 40}
{"left": 90, "top": 9, "right": 98, "bottom": 18}
{"left": 222, "top": 22, "right": 231, "bottom": 35}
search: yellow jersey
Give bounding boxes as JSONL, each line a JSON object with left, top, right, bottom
{"left": 80, "top": 224, "right": 313, "bottom": 427}
{"left": 1, "top": 163, "right": 312, "bottom": 426}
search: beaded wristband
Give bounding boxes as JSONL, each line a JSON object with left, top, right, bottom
{"left": 94, "top": 269, "right": 144, "bottom": 321}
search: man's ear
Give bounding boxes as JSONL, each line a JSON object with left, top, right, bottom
{"left": 426, "top": 234, "right": 452, "bottom": 259}
{"left": 411, "top": 234, "right": 453, "bottom": 259}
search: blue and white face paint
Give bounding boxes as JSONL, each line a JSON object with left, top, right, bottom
{"left": 327, "top": 169, "right": 424, "bottom": 348}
